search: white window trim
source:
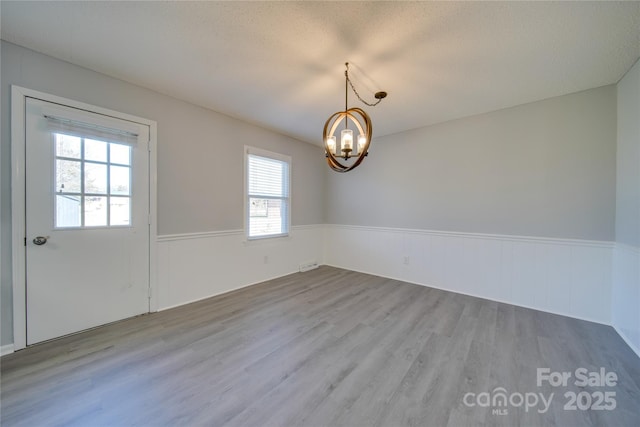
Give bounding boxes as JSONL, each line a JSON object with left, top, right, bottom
{"left": 244, "top": 146, "right": 292, "bottom": 241}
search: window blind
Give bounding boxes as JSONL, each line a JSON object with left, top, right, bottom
{"left": 246, "top": 150, "right": 290, "bottom": 239}
{"left": 45, "top": 114, "right": 139, "bottom": 145}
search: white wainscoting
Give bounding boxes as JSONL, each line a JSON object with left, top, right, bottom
{"left": 612, "top": 243, "right": 640, "bottom": 357}
{"left": 324, "top": 225, "right": 613, "bottom": 325}
{"left": 157, "top": 225, "right": 324, "bottom": 310}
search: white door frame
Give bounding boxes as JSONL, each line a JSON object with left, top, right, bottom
{"left": 11, "top": 85, "right": 158, "bottom": 351}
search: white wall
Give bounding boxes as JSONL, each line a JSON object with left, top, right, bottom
{"left": 612, "top": 59, "right": 640, "bottom": 356}
{"left": 0, "top": 41, "right": 325, "bottom": 346}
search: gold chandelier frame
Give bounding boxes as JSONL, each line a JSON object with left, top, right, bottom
{"left": 323, "top": 107, "right": 372, "bottom": 172}
{"left": 323, "top": 63, "right": 386, "bottom": 173}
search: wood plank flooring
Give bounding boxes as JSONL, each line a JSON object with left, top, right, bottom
{"left": 2, "top": 266, "right": 639, "bottom": 426}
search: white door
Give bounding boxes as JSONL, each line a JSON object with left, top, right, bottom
{"left": 25, "top": 97, "right": 150, "bottom": 345}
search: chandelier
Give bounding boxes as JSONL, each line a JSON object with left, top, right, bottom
{"left": 323, "top": 63, "right": 387, "bottom": 172}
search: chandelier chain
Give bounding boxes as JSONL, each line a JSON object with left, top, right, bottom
{"left": 345, "top": 66, "right": 383, "bottom": 107}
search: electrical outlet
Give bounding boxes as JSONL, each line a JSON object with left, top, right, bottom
{"left": 403, "top": 256, "right": 410, "bottom": 265}
{"left": 263, "top": 255, "right": 269, "bottom": 264}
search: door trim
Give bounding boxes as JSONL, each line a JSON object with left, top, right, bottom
{"left": 11, "top": 85, "right": 158, "bottom": 350}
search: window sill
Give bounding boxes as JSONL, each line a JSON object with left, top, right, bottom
{"left": 243, "top": 233, "right": 291, "bottom": 245}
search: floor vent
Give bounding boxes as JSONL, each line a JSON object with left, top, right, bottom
{"left": 299, "top": 261, "right": 319, "bottom": 272}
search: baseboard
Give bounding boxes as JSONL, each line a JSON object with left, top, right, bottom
{"left": 614, "top": 326, "right": 640, "bottom": 359}
{"left": 1, "top": 344, "right": 15, "bottom": 356}
{"left": 159, "top": 268, "right": 305, "bottom": 312}
{"left": 324, "top": 263, "right": 610, "bottom": 326}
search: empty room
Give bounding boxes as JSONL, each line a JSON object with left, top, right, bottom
{"left": 1, "top": 1, "right": 639, "bottom": 426}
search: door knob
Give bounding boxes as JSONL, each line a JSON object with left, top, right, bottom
{"left": 33, "top": 236, "right": 49, "bottom": 246}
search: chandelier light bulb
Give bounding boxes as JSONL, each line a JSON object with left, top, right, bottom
{"left": 341, "top": 129, "right": 353, "bottom": 153}
{"left": 326, "top": 136, "right": 337, "bottom": 155}
{"left": 357, "top": 134, "right": 367, "bottom": 155}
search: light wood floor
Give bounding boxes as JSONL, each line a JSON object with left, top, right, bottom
{"left": 2, "top": 266, "right": 639, "bottom": 426}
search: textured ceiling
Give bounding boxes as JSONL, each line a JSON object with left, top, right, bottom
{"left": 2, "top": 1, "right": 639, "bottom": 145}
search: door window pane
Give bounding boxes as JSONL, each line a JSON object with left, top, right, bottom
{"left": 84, "top": 196, "right": 108, "bottom": 226}
{"left": 110, "top": 197, "right": 131, "bottom": 226}
{"left": 56, "top": 195, "right": 81, "bottom": 227}
{"left": 85, "top": 163, "right": 107, "bottom": 194}
{"left": 55, "top": 134, "right": 81, "bottom": 159}
{"left": 56, "top": 159, "right": 82, "bottom": 193}
{"left": 84, "top": 139, "right": 107, "bottom": 162}
{"left": 110, "top": 166, "right": 131, "bottom": 196}
{"left": 110, "top": 143, "right": 131, "bottom": 165}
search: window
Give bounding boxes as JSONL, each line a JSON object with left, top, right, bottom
{"left": 47, "top": 113, "right": 138, "bottom": 229}
{"left": 245, "top": 147, "right": 291, "bottom": 239}
{"left": 55, "top": 134, "right": 132, "bottom": 228}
